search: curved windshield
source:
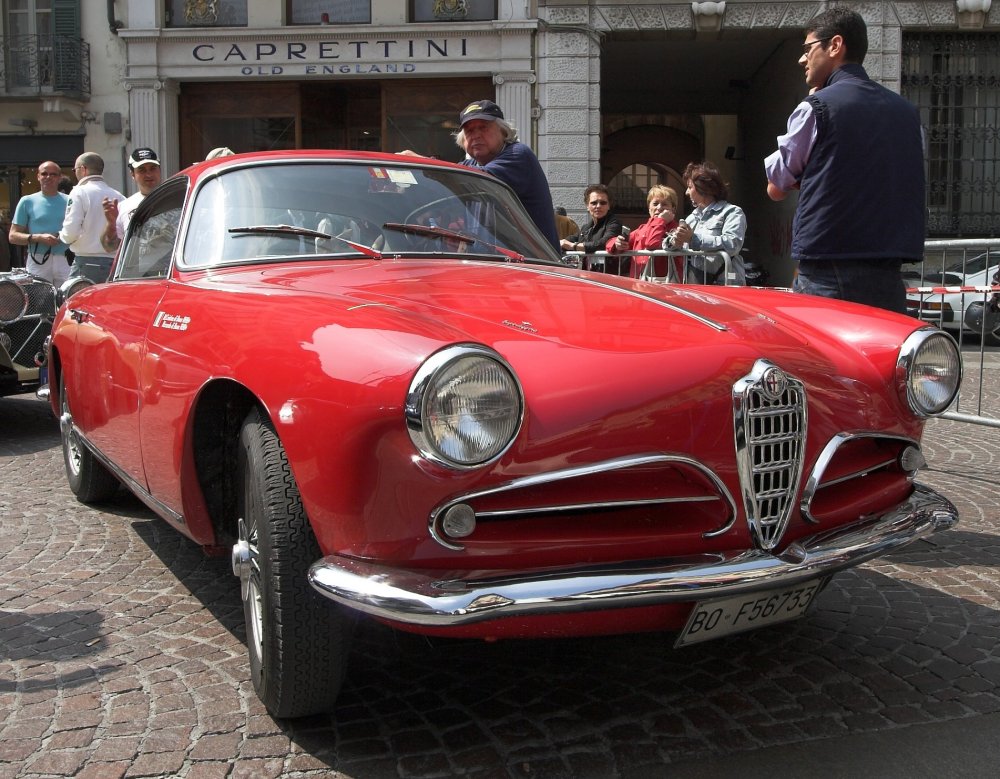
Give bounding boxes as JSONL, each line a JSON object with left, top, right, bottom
{"left": 181, "top": 160, "right": 562, "bottom": 267}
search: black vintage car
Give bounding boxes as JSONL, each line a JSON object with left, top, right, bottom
{"left": 0, "top": 270, "right": 55, "bottom": 397}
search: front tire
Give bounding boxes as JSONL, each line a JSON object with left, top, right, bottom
{"left": 60, "top": 377, "right": 119, "bottom": 503}
{"left": 234, "top": 407, "right": 355, "bottom": 718}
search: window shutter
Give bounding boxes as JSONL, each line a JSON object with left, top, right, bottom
{"left": 52, "top": 0, "right": 81, "bottom": 37}
{"left": 52, "top": 0, "right": 84, "bottom": 96}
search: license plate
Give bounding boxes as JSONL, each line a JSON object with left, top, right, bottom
{"left": 674, "top": 579, "right": 822, "bottom": 647}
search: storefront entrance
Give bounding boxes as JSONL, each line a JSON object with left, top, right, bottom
{"left": 178, "top": 77, "right": 493, "bottom": 165}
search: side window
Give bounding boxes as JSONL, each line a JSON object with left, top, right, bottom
{"left": 116, "top": 187, "right": 185, "bottom": 281}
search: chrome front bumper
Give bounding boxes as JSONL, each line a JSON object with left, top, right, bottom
{"left": 307, "top": 483, "right": 957, "bottom": 627}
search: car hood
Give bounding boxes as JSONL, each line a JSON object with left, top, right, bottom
{"left": 214, "top": 259, "right": 918, "bottom": 393}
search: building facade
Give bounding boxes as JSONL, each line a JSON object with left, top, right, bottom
{"left": 2, "top": 0, "right": 998, "bottom": 281}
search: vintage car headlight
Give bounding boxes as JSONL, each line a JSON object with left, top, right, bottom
{"left": 897, "top": 329, "right": 961, "bottom": 416}
{"left": 57, "top": 276, "right": 95, "bottom": 306}
{"left": 0, "top": 278, "right": 29, "bottom": 324}
{"left": 406, "top": 345, "right": 523, "bottom": 469}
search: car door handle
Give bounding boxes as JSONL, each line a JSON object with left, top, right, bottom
{"left": 69, "top": 308, "right": 90, "bottom": 323}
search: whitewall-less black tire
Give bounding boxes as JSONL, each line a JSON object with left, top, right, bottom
{"left": 60, "top": 377, "right": 119, "bottom": 504}
{"left": 235, "top": 406, "right": 355, "bottom": 718}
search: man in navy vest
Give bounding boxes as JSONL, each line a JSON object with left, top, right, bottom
{"left": 765, "top": 7, "right": 924, "bottom": 315}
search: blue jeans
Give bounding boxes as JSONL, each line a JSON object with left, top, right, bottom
{"left": 69, "top": 255, "right": 113, "bottom": 284}
{"left": 793, "top": 259, "right": 907, "bottom": 315}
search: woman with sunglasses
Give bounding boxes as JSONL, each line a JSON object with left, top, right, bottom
{"left": 559, "top": 184, "right": 624, "bottom": 273}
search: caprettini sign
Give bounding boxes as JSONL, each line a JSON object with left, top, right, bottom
{"left": 187, "top": 36, "right": 476, "bottom": 76}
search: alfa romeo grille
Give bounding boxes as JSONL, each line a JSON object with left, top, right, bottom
{"left": 733, "top": 359, "right": 807, "bottom": 551}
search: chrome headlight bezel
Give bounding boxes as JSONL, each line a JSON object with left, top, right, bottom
{"left": 0, "top": 278, "right": 29, "bottom": 324}
{"left": 897, "top": 328, "right": 962, "bottom": 417}
{"left": 57, "top": 275, "right": 95, "bottom": 307}
{"left": 406, "top": 344, "right": 524, "bottom": 470}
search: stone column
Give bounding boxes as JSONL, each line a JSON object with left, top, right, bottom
{"left": 125, "top": 79, "right": 180, "bottom": 176}
{"left": 494, "top": 72, "right": 537, "bottom": 148}
{"left": 536, "top": 5, "right": 603, "bottom": 223}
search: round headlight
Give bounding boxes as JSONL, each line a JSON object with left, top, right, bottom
{"left": 57, "top": 276, "right": 95, "bottom": 306}
{"left": 898, "top": 329, "right": 962, "bottom": 416}
{"left": 0, "top": 279, "right": 29, "bottom": 324}
{"left": 406, "top": 345, "right": 523, "bottom": 469}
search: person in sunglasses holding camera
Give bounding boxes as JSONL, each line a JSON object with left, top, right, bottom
{"left": 560, "top": 184, "right": 624, "bottom": 273}
{"left": 9, "top": 160, "right": 73, "bottom": 286}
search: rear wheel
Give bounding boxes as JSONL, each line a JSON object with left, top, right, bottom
{"left": 963, "top": 299, "right": 1000, "bottom": 346}
{"left": 232, "top": 406, "right": 355, "bottom": 718}
{"left": 987, "top": 317, "right": 1000, "bottom": 347}
{"left": 60, "top": 377, "right": 119, "bottom": 503}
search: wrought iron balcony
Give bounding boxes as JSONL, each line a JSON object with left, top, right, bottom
{"left": 0, "top": 34, "right": 90, "bottom": 100}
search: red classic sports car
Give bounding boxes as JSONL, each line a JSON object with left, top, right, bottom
{"left": 49, "top": 150, "right": 961, "bottom": 718}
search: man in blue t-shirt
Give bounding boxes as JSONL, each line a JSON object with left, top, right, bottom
{"left": 9, "top": 160, "right": 72, "bottom": 285}
{"left": 455, "top": 99, "right": 560, "bottom": 250}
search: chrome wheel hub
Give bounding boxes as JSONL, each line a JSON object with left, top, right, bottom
{"left": 232, "top": 516, "right": 263, "bottom": 659}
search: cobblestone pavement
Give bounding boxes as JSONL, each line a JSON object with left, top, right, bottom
{"left": 1, "top": 349, "right": 997, "bottom": 779}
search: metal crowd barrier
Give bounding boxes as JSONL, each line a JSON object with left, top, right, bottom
{"left": 563, "top": 248, "right": 737, "bottom": 285}
{"left": 907, "top": 238, "right": 1000, "bottom": 428}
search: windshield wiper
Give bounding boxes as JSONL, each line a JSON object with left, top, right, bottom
{"left": 230, "top": 224, "right": 331, "bottom": 240}
{"left": 228, "top": 224, "right": 383, "bottom": 259}
{"left": 382, "top": 222, "right": 525, "bottom": 262}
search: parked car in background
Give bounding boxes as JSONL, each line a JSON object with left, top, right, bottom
{"left": 905, "top": 250, "right": 1000, "bottom": 344}
{"left": 49, "top": 150, "right": 962, "bottom": 718}
{"left": 0, "top": 270, "right": 54, "bottom": 397}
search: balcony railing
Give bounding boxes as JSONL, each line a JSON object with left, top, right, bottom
{"left": 0, "top": 34, "right": 90, "bottom": 100}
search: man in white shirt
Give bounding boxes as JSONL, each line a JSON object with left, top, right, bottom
{"left": 59, "top": 152, "right": 124, "bottom": 283}
{"left": 102, "top": 147, "right": 163, "bottom": 254}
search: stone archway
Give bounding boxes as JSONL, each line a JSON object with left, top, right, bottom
{"left": 602, "top": 123, "right": 702, "bottom": 226}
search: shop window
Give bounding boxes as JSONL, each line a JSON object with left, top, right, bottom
{"left": 382, "top": 78, "right": 493, "bottom": 161}
{"left": 165, "top": 0, "right": 247, "bottom": 27}
{"left": 288, "top": 0, "right": 371, "bottom": 25}
{"left": 409, "top": 0, "right": 496, "bottom": 22}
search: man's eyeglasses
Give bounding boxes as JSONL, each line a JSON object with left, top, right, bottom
{"left": 802, "top": 37, "right": 830, "bottom": 55}
{"left": 38, "top": 172, "right": 60, "bottom": 177}
{"left": 588, "top": 200, "right": 609, "bottom": 206}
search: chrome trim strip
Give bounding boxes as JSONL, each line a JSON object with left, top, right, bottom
{"left": 817, "top": 458, "right": 898, "bottom": 489}
{"left": 476, "top": 495, "right": 719, "bottom": 518}
{"left": 520, "top": 265, "right": 729, "bottom": 332}
{"left": 427, "top": 453, "right": 738, "bottom": 550}
{"left": 309, "top": 484, "right": 956, "bottom": 627}
{"left": 801, "top": 433, "right": 919, "bottom": 524}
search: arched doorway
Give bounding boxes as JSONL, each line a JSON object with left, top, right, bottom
{"left": 602, "top": 121, "right": 701, "bottom": 228}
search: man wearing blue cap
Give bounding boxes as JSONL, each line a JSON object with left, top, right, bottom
{"left": 455, "top": 99, "right": 560, "bottom": 249}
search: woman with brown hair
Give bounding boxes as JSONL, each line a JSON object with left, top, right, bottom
{"left": 665, "top": 161, "right": 747, "bottom": 285}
